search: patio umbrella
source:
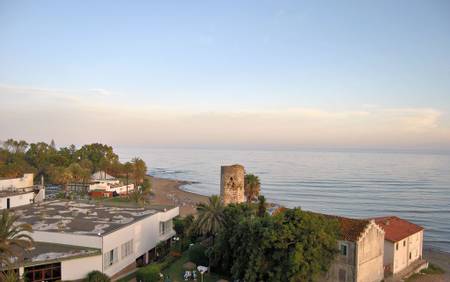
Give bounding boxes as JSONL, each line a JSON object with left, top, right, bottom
{"left": 183, "top": 261, "right": 197, "bottom": 270}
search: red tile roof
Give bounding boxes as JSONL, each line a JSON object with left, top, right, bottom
{"left": 329, "top": 215, "right": 370, "bottom": 242}
{"left": 313, "top": 213, "right": 370, "bottom": 242}
{"left": 373, "top": 216, "right": 423, "bottom": 242}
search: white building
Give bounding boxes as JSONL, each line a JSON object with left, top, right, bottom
{"left": 374, "top": 216, "right": 425, "bottom": 276}
{"left": 68, "top": 171, "right": 135, "bottom": 196}
{"left": 5, "top": 200, "right": 178, "bottom": 281}
{"left": 0, "top": 173, "right": 45, "bottom": 209}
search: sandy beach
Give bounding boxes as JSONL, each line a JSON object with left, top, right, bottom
{"left": 150, "top": 176, "right": 209, "bottom": 216}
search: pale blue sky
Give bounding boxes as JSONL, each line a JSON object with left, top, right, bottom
{"left": 0, "top": 0, "right": 449, "bottom": 149}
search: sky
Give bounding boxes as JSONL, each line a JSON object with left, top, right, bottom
{"left": 0, "top": 0, "right": 450, "bottom": 151}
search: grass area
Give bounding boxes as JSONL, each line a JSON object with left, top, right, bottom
{"left": 421, "top": 263, "right": 445, "bottom": 275}
{"left": 404, "top": 263, "right": 445, "bottom": 282}
{"left": 117, "top": 271, "right": 136, "bottom": 282}
{"left": 162, "top": 252, "right": 227, "bottom": 282}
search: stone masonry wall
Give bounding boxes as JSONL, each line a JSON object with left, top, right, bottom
{"left": 220, "top": 164, "right": 245, "bottom": 205}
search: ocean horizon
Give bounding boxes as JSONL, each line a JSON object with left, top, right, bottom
{"left": 117, "top": 147, "right": 450, "bottom": 253}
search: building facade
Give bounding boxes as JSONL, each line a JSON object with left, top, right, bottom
{"left": 0, "top": 173, "right": 44, "bottom": 209}
{"left": 374, "top": 216, "right": 425, "bottom": 275}
{"left": 6, "top": 200, "right": 178, "bottom": 281}
{"left": 325, "top": 217, "right": 385, "bottom": 282}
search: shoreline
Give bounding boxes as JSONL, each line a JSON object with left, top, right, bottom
{"left": 150, "top": 176, "right": 450, "bottom": 278}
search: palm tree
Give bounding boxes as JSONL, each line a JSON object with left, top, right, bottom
{"left": 194, "top": 195, "right": 225, "bottom": 237}
{"left": 0, "top": 210, "right": 34, "bottom": 266}
{"left": 131, "top": 158, "right": 147, "bottom": 188}
{"left": 128, "top": 190, "right": 149, "bottom": 207}
{"left": 257, "top": 195, "right": 267, "bottom": 217}
{"left": 124, "top": 162, "right": 133, "bottom": 195}
{"left": 0, "top": 270, "right": 18, "bottom": 282}
{"left": 244, "top": 174, "right": 261, "bottom": 203}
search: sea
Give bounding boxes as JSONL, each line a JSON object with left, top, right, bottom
{"left": 117, "top": 148, "right": 450, "bottom": 253}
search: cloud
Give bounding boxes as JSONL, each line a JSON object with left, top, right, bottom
{"left": 0, "top": 84, "right": 449, "bottom": 150}
{"left": 89, "top": 88, "right": 111, "bottom": 96}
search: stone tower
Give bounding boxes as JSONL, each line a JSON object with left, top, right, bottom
{"left": 220, "top": 164, "right": 245, "bottom": 205}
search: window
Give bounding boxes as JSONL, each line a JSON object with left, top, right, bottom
{"left": 396, "top": 243, "right": 399, "bottom": 250}
{"left": 159, "top": 220, "right": 173, "bottom": 236}
{"left": 121, "top": 240, "right": 134, "bottom": 259}
{"left": 409, "top": 252, "right": 412, "bottom": 259}
{"left": 104, "top": 247, "right": 118, "bottom": 269}
{"left": 340, "top": 243, "right": 348, "bottom": 256}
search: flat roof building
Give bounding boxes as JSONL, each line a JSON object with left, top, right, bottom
{"left": 4, "top": 200, "right": 179, "bottom": 281}
{"left": 0, "top": 173, "right": 44, "bottom": 210}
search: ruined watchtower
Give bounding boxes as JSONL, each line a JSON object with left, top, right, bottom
{"left": 220, "top": 164, "right": 245, "bottom": 205}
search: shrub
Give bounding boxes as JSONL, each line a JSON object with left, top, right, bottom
{"left": 136, "top": 264, "right": 161, "bottom": 282}
{"left": 188, "top": 244, "right": 209, "bottom": 266}
{"left": 85, "top": 270, "right": 110, "bottom": 282}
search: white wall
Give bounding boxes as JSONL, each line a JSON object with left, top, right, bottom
{"left": 356, "top": 222, "right": 384, "bottom": 282}
{"left": 61, "top": 254, "right": 102, "bottom": 281}
{"left": 0, "top": 192, "right": 34, "bottom": 209}
{"left": 393, "top": 231, "right": 423, "bottom": 274}
{"left": 384, "top": 241, "right": 394, "bottom": 272}
{"left": 31, "top": 231, "right": 102, "bottom": 249}
{"left": 0, "top": 173, "right": 34, "bottom": 190}
{"left": 102, "top": 207, "right": 179, "bottom": 277}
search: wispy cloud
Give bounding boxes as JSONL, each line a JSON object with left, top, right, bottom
{"left": 0, "top": 84, "right": 449, "bottom": 150}
{"left": 89, "top": 88, "right": 112, "bottom": 96}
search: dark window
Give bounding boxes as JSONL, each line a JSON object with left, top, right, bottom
{"left": 403, "top": 240, "right": 406, "bottom": 246}
{"left": 25, "top": 263, "right": 61, "bottom": 282}
{"left": 396, "top": 243, "right": 399, "bottom": 250}
{"left": 340, "top": 244, "right": 348, "bottom": 256}
{"left": 409, "top": 252, "right": 412, "bottom": 259}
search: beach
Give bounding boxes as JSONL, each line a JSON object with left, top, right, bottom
{"left": 150, "top": 176, "right": 208, "bottom": 216}
{"left": 150, "top": 176, "right": 450, "bottom": 281}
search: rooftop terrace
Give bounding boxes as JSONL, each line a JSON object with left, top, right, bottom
{"left": 13, "top": 200, "right": 173, "bottom": 235}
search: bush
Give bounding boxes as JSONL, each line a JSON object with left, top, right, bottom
{"left": 136, "top": 264, "right": 161, "bottom": 282}
{"left": 188, "top": 244, "right": 209, "bottom": 266}
{"left": 85, "top": 270, "right": 110, "bottom": 282}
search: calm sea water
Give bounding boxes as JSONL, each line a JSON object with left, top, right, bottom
{"left": 117, "top": 148, "right": 450, "bottom": 253}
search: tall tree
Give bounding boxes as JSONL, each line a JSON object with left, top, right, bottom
{"left": 0, "top": 210, "right": 34, "bottom": 266}
{"left": 194, "top": 195, "right": 225, "bottom": 237}
{"left": 131, "top": 158, "right": 147, "bottom": 188}
{"left": 257, "top": 195, "right": 267, "bottom": 217}
{"left": 244, "top": 174, "right": 261, "bottom": 203}
{"left": 50, "top": 167, "right": 73, "bottom": 193}
{"left": 209, "top": 207, "right": 340, "bottom": 282}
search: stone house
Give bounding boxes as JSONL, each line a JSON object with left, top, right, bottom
{"left": 324, "top": 216, "right": 385, "bottom": 282}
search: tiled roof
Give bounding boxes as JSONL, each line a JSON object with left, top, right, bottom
{"left": 328, "top": 215, "right": 370, "bottom": 242}
{"left": 373, "top": 216, "right": 423, "bottom": 242}
{"left": 311, "top": 213, "right": 370, "bottom": 242}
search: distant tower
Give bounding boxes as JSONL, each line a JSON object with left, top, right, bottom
{"left": 220, "top": 164, "right": 245, "bottom": 205}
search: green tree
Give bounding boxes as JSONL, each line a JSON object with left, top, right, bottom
{"left": 123, "top": 161, "right": 133, "bottom": 194}
{"left": 0, "top": 210, "right": 34, "bottom": 266}
{"left": 128, "top": 190, "right": 150, "bottom": 206}
{"left": 85, "top": 270, "right": 110, "bottom": 282}
{"left": 131, "top": 157, "right": 147, "bottom": 188}
{"left": 257, "top": 195, "right": 267, "bottom": 217}
{"left": 194, "top": 195, "right": 225, "bottom": 237}
{"left": 209, "top": 206, "right": 339, "bottom": 282}
{"left": 76, "top": 143, "right": 118, "bottom": 172}
{"left": 244, "top": 174, "right": 261, "bottom": 203}
{"left": 50, "top": 166, "right": 74, "bottom": 193}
